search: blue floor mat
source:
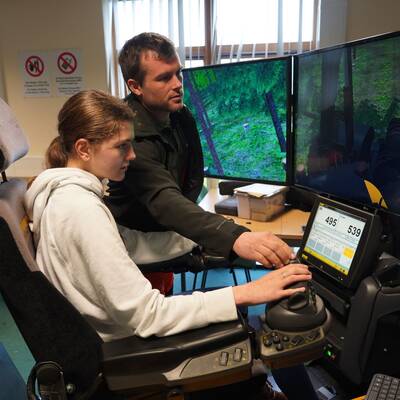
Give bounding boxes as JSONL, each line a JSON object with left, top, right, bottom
{"left": 0, "top": 343, "right": 26, "bottom": 400}
{"left": 0, "top": 294, "right": 35, "bottom": 383}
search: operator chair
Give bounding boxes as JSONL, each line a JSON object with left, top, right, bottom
{"left": 0, "top": 98, "right": 253, "bottom": 399}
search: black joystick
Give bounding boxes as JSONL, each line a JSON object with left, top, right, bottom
{"left": 287, "top": 284, "right": 310, "bottom": 311}
{"left": 265, "top": 280, "right": 327, "bottom": 332}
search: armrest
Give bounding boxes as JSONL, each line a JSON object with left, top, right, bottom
{"left": 136, "top": 247, "right": 204, "bottom": 273}
{"left": 102, "top": 318, "right": 252, "bottom": 392}
{"left": 136, "top": 247, "right": 232, "bottom": 273}
{"left": 136, "top": 249, "right": 259, "bottom": 274}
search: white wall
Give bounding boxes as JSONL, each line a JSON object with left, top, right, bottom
{"left": 346, "top": 0, "right": 400, "bottom": 41}
{"left": 319, "top": 0, "right": 348, "bottom": 49}
{"left": 318, "top": 0, "right": 400, "bottom": 47}
{"left": 0, "top": 0, "right": 108, "bottom": 176}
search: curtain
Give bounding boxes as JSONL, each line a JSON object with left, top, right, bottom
{"left": 103, "top": 0, "right": 125, "bottom": 96}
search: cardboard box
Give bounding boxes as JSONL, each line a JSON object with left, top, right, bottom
{"left": 234, "top": 183, "right": 288, "bottom": 221}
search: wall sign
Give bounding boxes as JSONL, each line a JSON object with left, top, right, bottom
{"left": 20, "top": 49, "right": 84, "bottom": 97}
{"left": 20, "top": 52, "right": 51, "bottom": 97}
{"left": 54, "top": 49, "right": 83, "bottom": 96}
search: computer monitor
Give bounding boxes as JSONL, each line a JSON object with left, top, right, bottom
{"left": 182, "top": 57, "right": 291, "bottom": 184}
{"left": 298, "top": 196, "right": 382, "bottom": 289}
{"left": 293, "top": 31, "right": 400, "bottom": 215}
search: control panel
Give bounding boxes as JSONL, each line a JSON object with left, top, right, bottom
{"left": 178, "top": 339, "right": 251, "bottom": 380}
{"left": 259, "top": 322, "right": 326, "bottom": 369}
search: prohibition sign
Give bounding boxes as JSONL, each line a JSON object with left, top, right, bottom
{"left": 57, "top": 52, "right": 77, "bottom": 75}
{"left": 25, "top": 56, "right": 44, "bottom": 77}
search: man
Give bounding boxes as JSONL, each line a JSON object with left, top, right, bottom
{"left": 106, "top": 32, "right": 294, "bottom": 295}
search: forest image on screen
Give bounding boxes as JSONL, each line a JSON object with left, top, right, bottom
{"left": 183, "top": 60, "right": 288, "bottom": 182}
{"left": 295, "top": 35, "right": 400, "bottom": 214}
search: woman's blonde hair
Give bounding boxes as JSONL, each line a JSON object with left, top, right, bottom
{"left": 46, "top": 90, "right": 134, "bottom": 168}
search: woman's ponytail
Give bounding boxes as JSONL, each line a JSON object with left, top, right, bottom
{"left": 45, "top": 136, "right": 68, "bottom": 168}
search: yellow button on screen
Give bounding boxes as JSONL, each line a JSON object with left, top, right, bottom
{"left": 343, "top": 247, "right": 354, "bottom": 258}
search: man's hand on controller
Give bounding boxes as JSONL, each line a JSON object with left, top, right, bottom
{"left": 233, "top": 231, "right": 295, "bottom": 268}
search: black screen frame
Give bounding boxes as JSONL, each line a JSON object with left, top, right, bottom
{"left": 298, "top": 196, "right": 382, "bottom": 289}
{"left": 292, "top": 30, "right": 400, "bottom": 216}
{"left": 182, "top": 56, "right": 293, "bottom": 186}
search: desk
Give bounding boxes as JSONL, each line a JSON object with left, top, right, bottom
{"left": 199, "top": 189, "right": 310, "bottom": 242}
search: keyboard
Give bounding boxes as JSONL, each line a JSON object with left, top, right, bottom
{"left": 366, "top": 374, "right": 400, "bottom": 400}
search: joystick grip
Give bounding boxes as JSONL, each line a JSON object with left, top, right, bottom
{"left": 287, "top": 291, "right": 309, "bottom": 311}
{"left": 286, "top": 281, "right": 312, "bottom": 311}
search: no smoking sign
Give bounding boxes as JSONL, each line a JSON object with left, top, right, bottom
{"left": 57, "top": 51, "right": 77, "bottom": 75}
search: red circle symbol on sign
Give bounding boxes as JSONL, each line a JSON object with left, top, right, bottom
{"left": 57, "top": 52, "right": 77, "bottom": 75}
{"left": 25, "top": 56, "right": 44, "bottom": 77}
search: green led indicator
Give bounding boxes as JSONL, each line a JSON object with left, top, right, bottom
{"left": 326, "top": 350, "right": 332, "bottom": 357}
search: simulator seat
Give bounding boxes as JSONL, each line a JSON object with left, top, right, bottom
{"left": 0, "top": 97, "right": 253, "bottom": 399}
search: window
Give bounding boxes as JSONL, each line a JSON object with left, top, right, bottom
{"left": 214, "top": 0, "right": 316, "bottom": 61}
{"left": 110, "top": 0, "right": 319, "bottom": 95}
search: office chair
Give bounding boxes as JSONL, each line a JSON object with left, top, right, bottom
{"left": 0, "top": 97, "right": 253, "bottom": 399}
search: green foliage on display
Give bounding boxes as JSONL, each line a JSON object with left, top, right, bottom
{"left": 183, "top": 60, "right": 288, "bottom": 182}
{"left": 295, "top": 36, "right": 400, "bottom": 173}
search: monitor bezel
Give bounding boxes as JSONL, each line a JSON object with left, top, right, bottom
{"left": 292, "top": 30, "right": 400, "bottom": 215}
{"left": 182, "top": 56, "right": 293, "bottom": 186}
{"left": 298, "top": 196, "right": 381, "bottom": 289}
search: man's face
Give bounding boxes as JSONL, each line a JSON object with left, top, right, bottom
{"left": 129, "top": 51, "right": 183, "bottom": 119}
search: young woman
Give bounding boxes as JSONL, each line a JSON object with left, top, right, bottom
{"left": 24, "top": 89, "right": 311, "bottom": 343}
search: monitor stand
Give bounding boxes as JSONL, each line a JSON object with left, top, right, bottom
{"left": 218, "top": 180, "right": 252, "bottom": 196}
{"left": 214, "top": 180, "right": 253, "bottom": 216}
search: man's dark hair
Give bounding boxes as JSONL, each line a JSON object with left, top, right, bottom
{"left": 119, "top": 32, "right": 177, "bottom": 85}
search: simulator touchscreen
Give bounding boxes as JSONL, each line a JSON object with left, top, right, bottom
{"left": 300, "top": 196, "right": 382, "bottom": 289}
{"left": 303, "top": 202, "right": 366, "bottom": 276}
